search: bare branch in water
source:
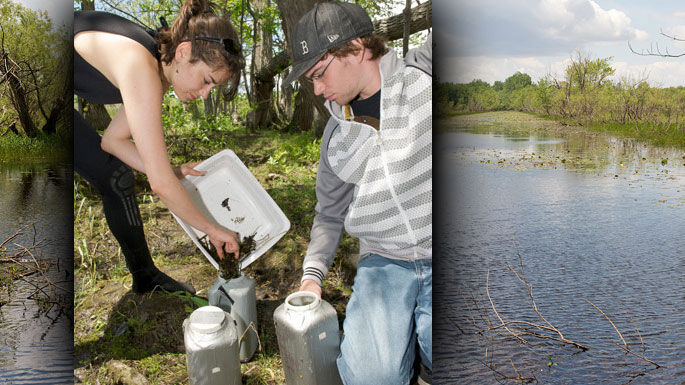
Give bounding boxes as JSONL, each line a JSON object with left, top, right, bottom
{"left": 585, "top": 298, "right": 661, "bottom": 368}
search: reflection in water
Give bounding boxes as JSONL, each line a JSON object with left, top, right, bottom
{"left": 435, "top": 117, "right": 685, "bottom": 384}
{"left": 0, "top": 162, "right": 73, "bottom": 385}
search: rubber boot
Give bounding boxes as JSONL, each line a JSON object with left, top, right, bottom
{"left": 131, "top": 266, "right": 196, "bottom": 294}
{"left": 122, "top": 242, "right": 196, "bottom": 295}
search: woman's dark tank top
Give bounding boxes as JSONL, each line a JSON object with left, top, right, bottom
{"left": 74, "top": 11, "right": 160, "bottom": 104}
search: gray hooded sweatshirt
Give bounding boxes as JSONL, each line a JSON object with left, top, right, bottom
{"left": 302, "top": 33, "right": 432, "bottom": 286}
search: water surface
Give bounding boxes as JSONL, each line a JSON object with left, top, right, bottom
{"left": 0, "top": 162, "right": 73, "bottom": 384}
{"left": 435, "top": 114, "right": 684, "bottom": 384}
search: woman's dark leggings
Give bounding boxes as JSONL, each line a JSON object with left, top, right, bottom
{"left": 73, "top": 110, "right": 153, "bottom": 272}
{"left": 74, "top": 110, "right": 194, "bottom": 293}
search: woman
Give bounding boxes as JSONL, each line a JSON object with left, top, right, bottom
{"left": 74, "top": 0, "right": 245, "bottom": 294}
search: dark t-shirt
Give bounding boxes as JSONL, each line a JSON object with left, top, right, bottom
{"left": 350, "top": 89, "right": 381, "bottom": 121}
{"left": 74, "top": 11, "right": 160, "bottom": 104}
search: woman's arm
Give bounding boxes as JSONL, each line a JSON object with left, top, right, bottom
{"left": 101, "top": 105, "right": 145, "bottom": 173}
{"left": 102, "top": 107, "right": 205, "bottom": 178}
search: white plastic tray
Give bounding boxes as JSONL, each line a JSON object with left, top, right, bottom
{"left": 171, "top": 149, "right": 290, "bottom": 270}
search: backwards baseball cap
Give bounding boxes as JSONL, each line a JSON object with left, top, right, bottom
{"left": 283, "top": 2, "right": 374, "bottom": 85}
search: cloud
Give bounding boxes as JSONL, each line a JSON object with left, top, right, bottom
{"left": 662, "top": 25, "right": 685, "bottom": 48}
{"left": 435, "top": 0, "right": 648, "bottom": 58}
{"left": 535, "top": 0, "right": 647, "bottom": 42}
{"left": 437, "top": 56, "right": 555, "bottom": 85}
{"left": 437, "top": 55, "right": 685, "bottom": 88}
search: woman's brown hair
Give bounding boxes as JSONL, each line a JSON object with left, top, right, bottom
{"left": 157, "top": 0, "right": 245, "bottom": 93}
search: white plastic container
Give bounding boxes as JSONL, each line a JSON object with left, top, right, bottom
{"left": 172, "top": 149, "right": 290, "bottom": 270}
{"left": 273, "top": 291, "right": 343, "bottom": 385}
{"left": 183, "top": 306, "right": 241, "bottom": 385}
{"left": 208, "top": 274, "right": 258, "bottom": 362}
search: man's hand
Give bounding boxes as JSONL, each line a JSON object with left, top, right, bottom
{"left": 299, "top": 279, "right": 322, "bottom": 298}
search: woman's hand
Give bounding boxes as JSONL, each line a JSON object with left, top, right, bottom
{"left": 207, "top": 225, "right": 240, "bottom": 260}
{"left": 173, "top": 161, "right": 205, "bottom": 179}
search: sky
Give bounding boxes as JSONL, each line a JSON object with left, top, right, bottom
{"left": 14, "top": 0, "right": 73, "bottom": 30}
{"left": 435, "top": 0, "right": 685, "bottom": 87}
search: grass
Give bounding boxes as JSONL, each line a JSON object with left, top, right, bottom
{"left": 585, "top": 120, "right": 685, "bottom": 149}
{"left": 73, "top": 109, "right": 358, "bottom": 384}
{"left": 0, "top": 132, "right": 71, "bottom": 162}
{"left": 438, "top": 108, "right": 685, "bottom": 149}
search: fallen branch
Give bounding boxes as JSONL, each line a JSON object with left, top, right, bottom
{"left": 485, "top": 261, "right": 589, "bottom": 350}
{"left": 486, "top": 269, "right": 528, "bottom": 345}
{"left": 585, "top": 298, "right": 661, "bottom": 368}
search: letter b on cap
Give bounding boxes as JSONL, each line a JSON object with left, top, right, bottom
{"left": 300, "top": 40, "right": 309, "bottom": 55}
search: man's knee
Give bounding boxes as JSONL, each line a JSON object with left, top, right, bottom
{"left": 337, "top": 352, "right": 410, "bottom": 385}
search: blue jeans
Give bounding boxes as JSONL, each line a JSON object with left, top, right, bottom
{"left": 337, "top": 254, "right": 432, "bottom": 385}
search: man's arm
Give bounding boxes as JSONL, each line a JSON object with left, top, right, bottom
{"left": 300, "top": 123, "right": 354, "bottom": 296}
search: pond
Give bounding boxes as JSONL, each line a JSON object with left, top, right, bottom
{"left": 0, "top": 162, "right": 73, "bottom": 384}
{"left": 434, "top": 113, "right": 685, "bottom": 384}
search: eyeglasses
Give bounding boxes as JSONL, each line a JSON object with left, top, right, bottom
{"left": 305, "top": 56, "right": 335, "bottom": 83}
{"left": 190, "top": 36, "right": 241, "bottom": 55}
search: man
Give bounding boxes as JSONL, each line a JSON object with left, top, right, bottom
{"left": 283, "top": 2, "right": 432, "bottom": 385}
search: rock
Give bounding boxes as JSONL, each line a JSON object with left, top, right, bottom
{"left": 105, "top": 360, "right": 150, "bottom": 385}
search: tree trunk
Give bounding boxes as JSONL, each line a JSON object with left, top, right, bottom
{"left": 276, "top": 0, "right": 327, "bottom": 132}
{"left": 42, "top": 47, "right": 74, "bottom": 135}
{"left": 80, "top": 100, "right": 112, "bottom": 131}
{"left": 247, "top": 0, "right": 275, "bottom": 129}
{"left": 204, "top": 92, "right": 215, "bottom": 115}
{"left": 80, "top": 0, "right": 95, "bottom": 11}
{"left": 279, "top": 73, "right": 293, "bottom": 122}
{"left": 5, "top": 70, "right": 39, "bottom": 137}
{"left": 292, "top": 83, "right": 314, "bottom": 131}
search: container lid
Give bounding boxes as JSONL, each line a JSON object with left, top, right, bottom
{"left": 171, "top": 149, "right": 290, "bottom": 270}
{"left": 189, "top": 306, "right": 227, "bottom": 334}
{"left": 284, "top": 291, "right": 321, "bottom": 311}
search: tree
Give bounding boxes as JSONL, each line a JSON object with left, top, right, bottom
{"left": 535, "top": 77, "right": 554, "bottom": 115}
{"left": 276, "top": 0, "right": 327, "bottom": 132}
{"left": 247, "top": 0, "right": 277, "bottom": 129}
{"left": 0, "top": 0, "right": 71, "bottom": 137}
{"left": 564, "top": 52, "right": 615, "bottom": 121}
{"left": 566, "top": 53, "right": 614, "bottom": 91}
{"left": 504, "top": 72, "right": 532, "bottom": 92}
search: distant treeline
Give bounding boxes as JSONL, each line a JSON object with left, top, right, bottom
{"left": 437, "top": 53, "right": 685, "bottom": 132}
